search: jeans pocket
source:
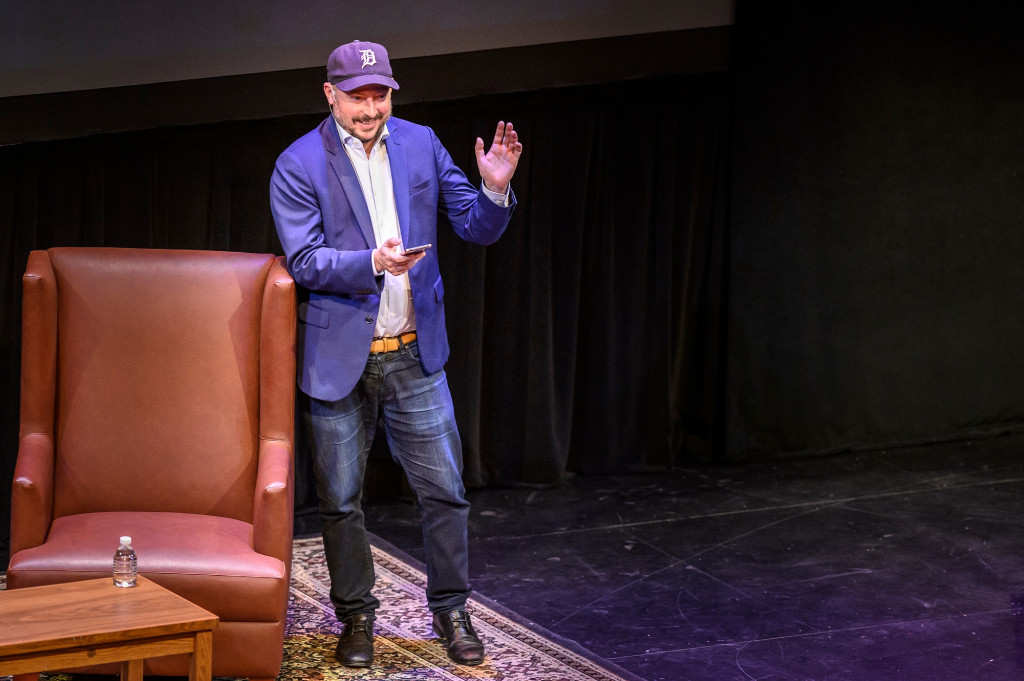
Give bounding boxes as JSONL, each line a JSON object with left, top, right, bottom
{"left": 406, "top": 339, "right": 421, "bottom": 361}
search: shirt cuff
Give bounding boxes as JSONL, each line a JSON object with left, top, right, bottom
{"left": 482, "top": 182, "right": 511, "bottom": 207}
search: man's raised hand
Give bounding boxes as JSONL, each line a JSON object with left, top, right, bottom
{"left": 475, "top": 121, "right": 523, "bottom": 194}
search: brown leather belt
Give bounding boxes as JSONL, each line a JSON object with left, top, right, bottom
{"left": 369, "top": 331, "right": 416, "bottom": 354}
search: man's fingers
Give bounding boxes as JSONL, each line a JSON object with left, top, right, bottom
{"left": 380, "top": 244, "right": 428, "bottom": 276}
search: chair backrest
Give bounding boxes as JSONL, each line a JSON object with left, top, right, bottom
{"left": 21, "top": 247, "right": 293, "bottom": 522}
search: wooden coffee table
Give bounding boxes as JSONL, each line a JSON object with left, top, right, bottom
{"left": 0, "top": 575, "right": 218, "bottom": 681}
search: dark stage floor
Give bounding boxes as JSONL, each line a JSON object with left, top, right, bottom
{"left": 3, "top": 434, "right": 1023, "bottom": 680}
{"left": 362, "top": 433, "right": 1024, "bottom": 681}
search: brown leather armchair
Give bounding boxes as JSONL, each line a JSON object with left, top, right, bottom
{"left": 7, "top": 247, "right": 296, "bottom": 681}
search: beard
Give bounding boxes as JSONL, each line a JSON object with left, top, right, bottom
{"left": 341, "top": 105, "right": 393, "bottom": 147}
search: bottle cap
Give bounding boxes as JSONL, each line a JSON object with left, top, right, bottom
{"left": 120, "top": 536, "right": 132, "bottom": 545}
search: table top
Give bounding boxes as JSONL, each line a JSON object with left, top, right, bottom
{"left": 0, "top": 576, "right": 218, "bottom": 655}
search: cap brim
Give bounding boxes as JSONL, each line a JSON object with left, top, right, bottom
{"left": 331, "top": 74, "right": 400, "bottom": 91}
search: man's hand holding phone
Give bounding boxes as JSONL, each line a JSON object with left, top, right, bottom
{"left": 373, "top": 237, "right": 430, "bottom": 276}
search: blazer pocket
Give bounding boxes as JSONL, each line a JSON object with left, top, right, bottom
{"left": 410, "top": 177, "right": 433, "bottom": 196}
{"left": 298, "top": 302, "right": 330, "bottom": 329}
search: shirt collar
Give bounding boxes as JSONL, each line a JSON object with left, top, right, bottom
{"left": 335, "top": 120, "right": 390, "bottom": 152}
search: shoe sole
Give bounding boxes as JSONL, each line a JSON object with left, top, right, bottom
{"left": 336, "top": 658, "right": 373, "bottom": 668}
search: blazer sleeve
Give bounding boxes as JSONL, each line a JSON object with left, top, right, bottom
{"left": 270, "top": 142, "right": 382, "bottom": 296}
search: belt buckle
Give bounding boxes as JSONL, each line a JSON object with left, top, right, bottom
{"left": 372, "top": 332, "right": 414, "bottom": 354}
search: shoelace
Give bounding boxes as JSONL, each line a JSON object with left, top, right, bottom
{"left": 347, "top": 619, "right": 373, "bottom": 634}
{"left": 449, "top": 613, "right": 471, "bottom": 630}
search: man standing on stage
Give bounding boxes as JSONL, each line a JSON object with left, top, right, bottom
{"left": 270, "top": 39, "right": 522, "bottom": 668}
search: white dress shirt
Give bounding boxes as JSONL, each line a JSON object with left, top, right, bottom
{"left": 338, "top": 122, "right": 414, "bottom": 338}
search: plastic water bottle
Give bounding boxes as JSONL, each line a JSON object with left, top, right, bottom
{"left": 113, "top": 536, "right": 138, "bottom": 587}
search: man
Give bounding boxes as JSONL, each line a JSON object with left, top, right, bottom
{"left": 269, "top": 39, "right": 522, "bottom": 668}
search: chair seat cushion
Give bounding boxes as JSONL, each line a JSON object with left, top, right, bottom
{"left": 7, "top": 511, "right": 288, "bottom": 622}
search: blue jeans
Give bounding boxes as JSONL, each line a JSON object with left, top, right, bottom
{"left": 307, "top": 340, "right": 470, "bottom": 620}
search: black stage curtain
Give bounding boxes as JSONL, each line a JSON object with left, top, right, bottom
{"left": 727, "top": 1, "right": 1024, "bottom": 459}
{"left": 0, "top": 73, "right": 731, "bottom": 530}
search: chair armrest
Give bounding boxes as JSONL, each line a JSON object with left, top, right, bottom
{"left": 253, "top": 438, "right": 294, "bottom": 564}
{"left": 254, "top": 257, "right": 296, "bottom": 566}
{"left": 10, "top": 432, "right": 55, "bottom": 556}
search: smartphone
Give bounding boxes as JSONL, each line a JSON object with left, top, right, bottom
{"left": 402, "top": 244, "right": 432, "bottom": 255}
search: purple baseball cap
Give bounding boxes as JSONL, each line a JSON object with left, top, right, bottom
{"left": 326, "top": 40, "right": 400, "bottom": 92}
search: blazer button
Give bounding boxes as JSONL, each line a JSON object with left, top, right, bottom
{"left": 365, "top": 316, "right": 373, "bottom": 324}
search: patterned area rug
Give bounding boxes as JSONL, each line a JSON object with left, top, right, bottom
{"left": 285, "top": 535, "right": 641, "bottom": 680}
{"left": 1, "top": 537, "right": 641, "bottom": 681}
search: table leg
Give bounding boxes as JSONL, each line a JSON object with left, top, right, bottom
{"left": 188, "top": 630, "right": 214, "bottom": 681}
{"left": 121, "top": 658, "right": 144, "bottom": 681}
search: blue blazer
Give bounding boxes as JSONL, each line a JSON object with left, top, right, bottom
{"left": 270, "top": 115, "right": 515, "bottom": 401}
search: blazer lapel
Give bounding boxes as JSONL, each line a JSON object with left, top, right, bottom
{"left": 386, "top": 122, "right": 411, "bottom": 245}
{"left": 319, "top": 118, "right": 377, "bottom": 248}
